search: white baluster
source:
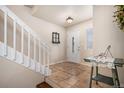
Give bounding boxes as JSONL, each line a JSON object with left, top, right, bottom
{"left": 43, "top": 46, "right": 45, "bottom": 66}
{"left": 39, "top": 40, "right": 41, "bottom": 63}
{"left": 21, "top": 26, "right": 24, "bottom": 64}
{"left": 13, "top": 20, "right": 16, "bottom": 60}
{"left": 42, "top": 45, "right": 45, "bottom": 74}
{"left": 45, "top": 48, "right": 48, "bottom": 67}
{"left": 44, "top": 47, "right": 49, "bottom": 76}
{"left": 28, "top": 32, "right": 31, "bottom": 67}
{"left": 46, "top": 47, "right": 50, "bottom": 76}
{"left": 4, "top": 12, "right": 7, "bottom": 56}
{"left": 47, "top": 48, "right": 50, "bottom": 68}
{"left": 39, "top": 40, "right": 41, "bottom": 72}
{"left": 34, "top": 37, "right": 36, "bottom": 70}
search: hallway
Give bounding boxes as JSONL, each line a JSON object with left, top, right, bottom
{"left": 0, "top": 5, "right": 124, "bottom": 88}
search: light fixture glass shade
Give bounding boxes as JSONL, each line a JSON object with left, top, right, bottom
{"left": 66, "top": 17, "right": 73, "bottom": 23}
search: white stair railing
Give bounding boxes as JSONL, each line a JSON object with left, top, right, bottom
{"left": 0, "top": 6, "right": 51, "bottom": 76}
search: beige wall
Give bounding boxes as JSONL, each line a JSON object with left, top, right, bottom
{"left": 7, "top": 5, "right": 67, "bottom": 64}
{"left": 93, "top": 5, "right": 124, "bottom": 86}
{"left": 0, "top": 57, "right": 44, "bottom": 88}
{"left": 66, "top": 19, "right": 93, "bottom": 61}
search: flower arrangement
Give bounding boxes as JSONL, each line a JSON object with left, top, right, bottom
{"left": 113, "top": 5, "right": 124, "bottom": 32}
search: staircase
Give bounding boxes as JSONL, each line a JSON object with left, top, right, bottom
{"left": 0, "top": 6, "right": 51, "bottom": 77}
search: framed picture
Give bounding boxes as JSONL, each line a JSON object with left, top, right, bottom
{"left": 52, "top": 32, "right": 60, "bottom": 44}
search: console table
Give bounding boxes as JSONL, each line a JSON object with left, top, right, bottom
{"left": 84, "top": 57, "right": 124, "bottom": 88}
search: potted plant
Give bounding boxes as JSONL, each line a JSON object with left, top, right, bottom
{"left": 113, "top": 5, "right": 124, "bottom": 32}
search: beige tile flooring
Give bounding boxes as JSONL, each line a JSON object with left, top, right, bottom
{"left": 46, "top": 62, "right": 111, "bottom": 88}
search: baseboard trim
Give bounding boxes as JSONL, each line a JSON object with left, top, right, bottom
{"left": 50, "top": 60, "right": 67, "bottom": 65}
{"left": 49, "top": 59, "right": 82, "bottom": 66}
{"left": 120, "top": 83, "right": 124, "bottom": 88}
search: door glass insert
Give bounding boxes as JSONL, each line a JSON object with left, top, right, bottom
{"left": 72, "top": 37, "right": 74, "bottom": 53}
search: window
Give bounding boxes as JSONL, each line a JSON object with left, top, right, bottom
{"left": 86, "top": 28, "right": 93, "bottom": 49}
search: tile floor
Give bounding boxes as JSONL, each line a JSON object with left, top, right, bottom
{"left": 46, "top": 62, "right": 111, "bottom": 88}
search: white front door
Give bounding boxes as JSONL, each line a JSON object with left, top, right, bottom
{"left": 67, "top": 30, "right": 81, "bottom": 63}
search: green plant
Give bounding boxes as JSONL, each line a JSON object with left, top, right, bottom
{"left": 113, "top": 5, "right": 124, "bottom": 32}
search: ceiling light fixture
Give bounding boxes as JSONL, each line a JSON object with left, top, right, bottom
{"left": 66, "top": 17, "right": 73, "bottom": 23}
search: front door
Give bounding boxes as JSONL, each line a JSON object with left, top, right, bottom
{"left": 67, "top": 30, "right": 81, "bottom": 63}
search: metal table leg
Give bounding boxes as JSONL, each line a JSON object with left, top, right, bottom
{"left": 114, "top": 66, "right": 120, "bottom": 87}
{"left": 89, "top": 64, "right": 94, "bottom": 88}
{"left": 96, "top": 64, "right": 98, "bottom": 85}
{"left": 112, "top": 66, "right": 120, "bottom": 88}
{"left": 112, "top": 68, "right": 117, "bottom": 87}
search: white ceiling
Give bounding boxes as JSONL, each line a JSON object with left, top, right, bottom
{"left": 31, "top": 5, "right": 93, "bottom": 27}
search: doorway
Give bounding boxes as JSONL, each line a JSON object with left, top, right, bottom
{"left": 67, "top": 30, "right": 81, "bottom": 63}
